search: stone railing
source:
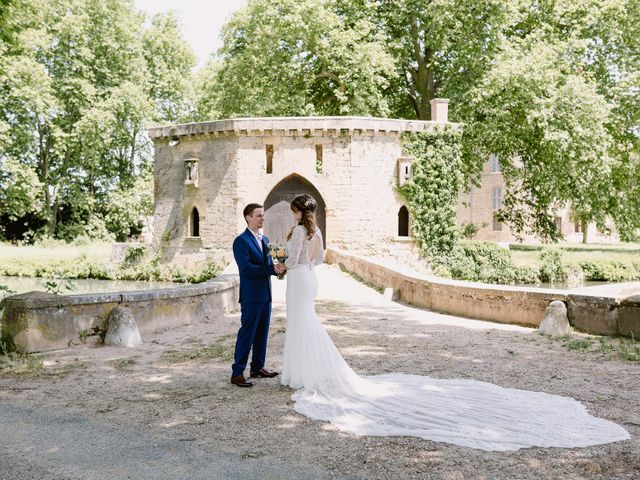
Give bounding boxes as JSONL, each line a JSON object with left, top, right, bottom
{"left": 147, "top": 116, "right": 463, "bottom": 141}
{"left": 326, "top": 249, "right": 640, "bottom": 337}
{"left": 1, "top": 275, "right": 239, "bottom": 353}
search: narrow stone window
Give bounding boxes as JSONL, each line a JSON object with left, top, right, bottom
{"left": 190, "top": 207, "right": 200, "bottom": 237}
{"left": 492, "top": 187, "right": 503, "bottom": 210}
{"left": 490, "top": 153, "right": 500, "bottom": 173}
{"left": 493, "top": 213, "right": 502, "bottom": 231}
{"left": 398, "top": 206, "right": 409, "bottom": 237}
{"left": 315, "top": 144, "right": 323, "bottom": 174}
{"left": 265, "top": 145, "right": 273, "bottom": 174}
{"left": 397, "top": 157, "right": 413, "bottom": 186}
{"left": 574, "top": 222, "right": 583, "bottom": 233}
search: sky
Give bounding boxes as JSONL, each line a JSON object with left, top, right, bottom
{"left": 133, "top": 0, "right": 247, "bottom": 69}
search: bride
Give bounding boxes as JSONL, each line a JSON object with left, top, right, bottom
{"left": 279, "top": 194, "right": 629, "bottom": 451}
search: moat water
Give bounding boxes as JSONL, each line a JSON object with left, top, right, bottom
{"left": 0, "top": 275, "right": 179, "bottom": 300}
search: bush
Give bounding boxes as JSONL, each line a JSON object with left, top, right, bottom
{"left": 434, "top": 240, "right": 539, "bottom": 285}
{"left": 33, "top": 236, "right": 68, "bottom": 248}
{"left": 460, "top": 222, "right": 485, "bottom": 239}
{"left": 514, "top": 265, "right": 540, "bottom": 284}
{"left": 56, "top": 215, "right": 115, "bottom": 243}
{"left": 539, "top": 248, "right": 565, "bottom": 283}
{"left": 431, "top": 241, "right": 640, "bottom": 286}
{"left": 509, "top": 243, "right": 640, "bottom": 254}
{"left": 123, "top": 245, "right": 147, "bottom": 265}
{"left": 580, "top": 261, "right": 640, "bottom": 282}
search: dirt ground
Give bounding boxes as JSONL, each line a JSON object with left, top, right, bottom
{"left": 1, "top": 264, "right": 638, "bottom": 480}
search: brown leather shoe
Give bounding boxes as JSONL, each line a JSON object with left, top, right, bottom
{"left": 230, "top": 374, "right": 253, "bottom": 387}
{"left": 250, "top": 368, "right": 279, "bottom": 378}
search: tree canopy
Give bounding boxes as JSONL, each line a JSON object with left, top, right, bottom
{"left": 197, "top": 0, "right": 640, "bottom": 241}
{"left": 0, "top": 0, "right": 196, "bottom": 242}
{"left": 1, "top": 0, "right": 638, "bottom": 243}
{"left": 196, "top": 0, "right": 396, "bottom": 119}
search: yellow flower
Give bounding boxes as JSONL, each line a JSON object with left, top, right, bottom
{"left": 276, "top": 248, "right": 286, "bottom": 257}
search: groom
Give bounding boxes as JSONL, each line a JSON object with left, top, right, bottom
{"left": 230, "top": 203, "right": 285, "bottom": 387}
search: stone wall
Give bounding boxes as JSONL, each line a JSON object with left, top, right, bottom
{"left": 153, "top": 136, "right": 239, "bottom": 258}
{"left": 457, "top": 158, "right": 620, "bottom": 244}
{"left": 233, "top": 131, "right": 407, "bottom": 250}
{"left": 149, "top": 117, "right": 461, "bottom": 263}
{"left": 234, "top": 132, "right": 345, "bottom": 238}
{"left": 344, "top": 135, "right": 406, "bottom": 250}
{"left": 326, "top": 248, "right": 640, "bottom": 336}
{"left": 1, "top": 275, "right": 240, "bottom": 353}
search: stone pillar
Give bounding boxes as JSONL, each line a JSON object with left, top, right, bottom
{"left": 430, "top": 98, "right": 449, "bottom": 123}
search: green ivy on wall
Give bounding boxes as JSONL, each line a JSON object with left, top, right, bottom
{"left": 398, "top": 127, "right": 463, "bottom": 258}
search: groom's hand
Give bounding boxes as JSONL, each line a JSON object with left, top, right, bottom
{"left": 274, "top": 264, "right": 286, "bottom": 275}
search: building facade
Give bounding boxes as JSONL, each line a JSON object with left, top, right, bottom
{"left": 456, "top": 154, "right": 618, "bottom": 244}
{"left": 148, "top": 100, "right": 455, "bottom": 264}
{"left": 149, "top": 103, "right": 614, "bottom": 266}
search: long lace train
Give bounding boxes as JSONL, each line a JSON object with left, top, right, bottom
{"left": 281, "top": 266, "right": 630, "bottom": 451}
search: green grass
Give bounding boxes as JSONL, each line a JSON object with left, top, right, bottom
{"left": 509, "top": 242, "right": 640, "bottom": 253}
{"left": 0, "top": 241, "right": 113, "bottom": 278}
{"left": 161, "top": 336, "right": 235, "bottom": 364}
{"left": 0, "top": 241, "right": 113, "bottom": 262}
{"left": 511, "top": 249, "right": 640, "bottom": 268}
{"left": 0, "top": 350, "right": 89, "bottom": 377}
{"left": 0, "top": 352, "right": 45, "bottom": 377}
{"left": 106, "top": 357, "right": 138, "bottom": 372}
{"left": 557, "top": 334, "right": 640, "bottom": 362}
{"left": 0, "top": 241, "right": 223, "bottom": 285}
{"left": 562, "top": 338, "right": 593, "bottom": 351}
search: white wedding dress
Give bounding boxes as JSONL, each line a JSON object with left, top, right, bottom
{"left": 281, "top": 225, "right": 630, "bottom": 451}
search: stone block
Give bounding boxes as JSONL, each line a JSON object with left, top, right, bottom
{"left": 104, "top": 306, "right": 142, "bottom": 347}
{"left": 619, "top": 295, "right": 640, "bottom": 337}
{"left": 538, "top": 301, "right": 571, "bottom": 336}
{"left": 567, "top": 294, "right": 619, "bottom": 335}
{"left": 0, "top": 276, "right": 240, "bottom": 353}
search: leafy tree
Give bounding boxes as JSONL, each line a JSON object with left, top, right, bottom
{"left": 143, "top": 11, "right": 197, "bottom": 123}
{"left": 0, "top": 0, "right": 195, "bottom": 242}
{"left": 462, "top": 39, "right": 613, "bottom": 241}
{"left": 0, "top": 158, "right": 42, "bottom": 238}
{"left": 197, "top": 0, "right": 396, "bottom": 118}
{"left": 102, "top": 172, "right": 154, "bottom": 242}
{"left": 367, "top": 0, "right": 515, "bottom": 120}
{"left": 460, "top": 0, "right": 640, "bottom": 241}
{"left": 200, "top": 0, "right": 639, "bottom": 242}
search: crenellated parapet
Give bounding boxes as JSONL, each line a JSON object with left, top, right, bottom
{"left": 148, "top": 115, "right": 462, "bottom": 142}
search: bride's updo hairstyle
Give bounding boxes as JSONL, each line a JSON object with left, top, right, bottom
{"left": 287, "top": 194, "right": 317, "bottom": 241}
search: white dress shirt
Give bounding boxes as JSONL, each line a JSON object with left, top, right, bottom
{"left": 250, "top": 229, "right": 263, "bottom": 252}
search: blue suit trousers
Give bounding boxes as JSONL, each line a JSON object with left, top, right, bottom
{"left": 231, "top": 302, "right": 272, "bottom": 377}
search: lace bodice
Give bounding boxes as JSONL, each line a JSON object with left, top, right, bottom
{"left": 285, "top": 225, "right": 324, "bottom": 270}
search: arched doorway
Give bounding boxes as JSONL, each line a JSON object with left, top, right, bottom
{"left": 190, "top": 207, "right": 200, "bottom": 237}
{"left": 398, "top": 206, "right": 409, "bottom": 237}
{"left": 264, "top": 175, "right": 326, "bottom": 248}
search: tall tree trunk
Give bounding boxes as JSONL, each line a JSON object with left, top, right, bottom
{"left": 37, "top": 122, "right": 55, "bottom": 235}
{"left": 129, "top": 127, "right": 137, "bottom": 179}
{"left": 582, "top": 220, "right": 588, "bottom": 244}
{"left": 405, "top": 14, "right": 435, "bottom": 120}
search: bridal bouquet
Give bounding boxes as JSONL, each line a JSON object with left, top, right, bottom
{"left": 267, "top": 243, "right": 288, "bottom": 279}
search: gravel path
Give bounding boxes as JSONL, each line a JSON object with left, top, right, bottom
{"left": 1, "top": 264, "right": 638, "bottom": 479}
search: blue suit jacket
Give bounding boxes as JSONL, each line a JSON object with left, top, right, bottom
{"left": 233, "top": 228, "right": 276, "bottom": 303}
